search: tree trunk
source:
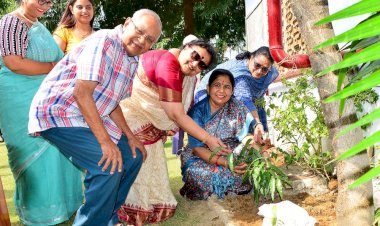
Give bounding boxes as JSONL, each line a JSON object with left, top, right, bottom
{"left": 183, "top": 0, "right": 195, "bottom": 35}
{"left": 291, "top": 0, "right": 374, "bottom": 225}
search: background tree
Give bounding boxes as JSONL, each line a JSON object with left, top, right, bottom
{"left": 0, "top": 0, "right": 16, "bottom": 15}
{"left": 2, "top": 0, "right": 245, "bottom": 58}
{"left": 98, "top": 0, "right": 245, "bottom": 48}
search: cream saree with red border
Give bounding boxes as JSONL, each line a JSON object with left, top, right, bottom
{"left": 118, "top": 61, "right": 196, "bottom": 225}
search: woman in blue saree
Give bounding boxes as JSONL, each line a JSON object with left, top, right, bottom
{"left": 180, "top": 69, "right": 258, "bottom": 200}
{"left": 0, "top": 0, "right": 83, "bottom": 224}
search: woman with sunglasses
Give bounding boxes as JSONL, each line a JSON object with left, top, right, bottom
{"left": 118, "top": 39, "right": 227, "bottom": 225}
{"left": 195, "top": 46, "right": 280, "bottom": 143}
{"left": 53, "top": 0, "right": 95, "bottom": 54}
{"left": 0, "top": 0, "right": 83, "bottom": 224}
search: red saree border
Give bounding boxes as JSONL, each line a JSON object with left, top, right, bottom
{"left": 134, "top": 123, "right": 165, "bottom": 145}
{"left": 118, "top": 203, "right": 176, "bottom": 225}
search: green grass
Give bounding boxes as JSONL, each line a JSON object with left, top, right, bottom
{"left": 1, "top": 138, "right": 199, "bottom": 226}
{"left": 0, "top": 143, "right": 19, "bottom": 225}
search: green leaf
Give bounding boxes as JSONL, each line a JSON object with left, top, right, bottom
{"left": 314, "top": 0, "right": 380, "bottom": 26}
{"left": 349, "top": 165, "right": 380, "bottom": 189}
{"left": 317, "top": 42, "right": 380, "bottom": 76}
{"left": 349, "top": 60, "right": 380, "bottom": 85}
{"left": 336, "top": 131, "right": 380, "bottom": 161}
{"left": 276, "top": 179, "right": 284, "bottom": 200}
{"left": 351, "top": 36, "right": 380, "bottom": 51}
{"left": 227, "top": 153, "right": 234, "bottom": 172}
{"left": 324, "top": 69, "right": 380, "bottom": 102}
{"left": 337, "top": 68, "right": 348, "bottom": 92}
{"left": 242, "top": 171, "right": 250, "bottom": 182}
{"left": 315, "top": 15, "right": 380, "bottom": 50}
{"left": 337, "top": 108, "right": 380, "bottom": 137}
{"left": 208, "top": 146, "right": 222, "bottom": 162}
{"left": 238, "top": 138, "right": 252, "bottom": 161}
{"left": 339, "top": 99, "right": 346, "bottom": 117}
{"left": 271, "top": 165, "right": 288, "bottom": 178}
{"left": 270, "top": 177, "right": 276, "bottom": 200}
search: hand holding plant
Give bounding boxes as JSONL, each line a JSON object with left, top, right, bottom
{"left": 209, "top": 138, "right": 291, "bottom": 204}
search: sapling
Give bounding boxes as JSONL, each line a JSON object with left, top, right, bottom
{"left": 209, "top": 139, "right": 291, "bottom": 204}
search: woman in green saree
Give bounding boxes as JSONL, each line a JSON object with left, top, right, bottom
{"left": 0, "top": 0, "right": 83, "bottom": 224}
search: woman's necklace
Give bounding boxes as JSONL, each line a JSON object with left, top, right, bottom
{"left": 17, "top": 9, "right": 38, "bottom": 25}
{"left": 75, "top": 29, "right": 93, "bottom": 38}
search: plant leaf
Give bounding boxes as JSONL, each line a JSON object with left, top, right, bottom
{"left": 351, "top": 36, "right": 380, "bottom": 51}
{"left": 314, "top": 0, "right": 380, "bottom": 26}
{"left": 208, "top": 146, "right": 222, "bottom": 162}
{"left": 275, "top": 179, "right": 284, "bottom": 200}
{"left": 270, "top": 177, "right": 276, "bottom": 201}
{"left": 339, "top": 99, "right": 346, "bottom": 117}
{"left": 317, "top": 42, "right": 380, "bottom": 76}
{"left": 315, "top": 15, "right": 380, "bottom": 50}
{"left": 336, "top": 130, "right": 380, "bottom": 161}
{"left": 349, "top": 60, "right": 380, "bottom": 85}
{"left": 337, "top": 68, "right": 347, "bottom": 92}
{"left": 337, "top": 108, "right": 380, "bottom": 138}
{"left": 324, "top": 69, "right": 380, "bottom": 102}
{"left": 349, "top": 165, "right": 380, "bottom": 189}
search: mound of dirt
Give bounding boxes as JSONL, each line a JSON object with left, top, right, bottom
{"left": 211, "top": 191, "right": 337, "bottom": 226}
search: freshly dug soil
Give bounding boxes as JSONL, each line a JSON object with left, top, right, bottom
{"left": 214, "top": 190, "right": 337, "bottom": 226}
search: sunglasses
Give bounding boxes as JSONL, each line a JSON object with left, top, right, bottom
{"left": 190, "top": 50, "right": 208, "bottom": 70}
{"left": 253, "top": 60, "right": 271, "bottom": 74}
{"left": 38, "top": 0, "right": 54, "bottom": 7}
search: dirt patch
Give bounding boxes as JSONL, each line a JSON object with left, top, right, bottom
{"left": 212, "top": 190, "right": 337, "bottom": 226}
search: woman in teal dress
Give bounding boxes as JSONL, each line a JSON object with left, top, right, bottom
{"left": 0, "top": 0, "right": 83, "bottom": 225}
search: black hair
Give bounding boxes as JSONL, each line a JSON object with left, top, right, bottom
{"left": 181, "top": 39, "right": 217, "bottom": 68}
{"left": 208, "top": 69, "right": 235, "bottom": 89}
{"left": 235, "top": 46, "right": 274, "bottom": 64}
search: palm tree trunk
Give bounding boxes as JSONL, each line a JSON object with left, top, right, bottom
{"left": 291, "top": 0, "right": 373, "bottom": 225}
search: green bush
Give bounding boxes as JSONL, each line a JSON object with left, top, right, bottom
{"left": 267, "top": 74, "right": 334, "bottom": 179}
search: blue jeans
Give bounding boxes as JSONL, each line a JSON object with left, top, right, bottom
{"left": 41, "top": 127, "right": 143, "bottom": 226}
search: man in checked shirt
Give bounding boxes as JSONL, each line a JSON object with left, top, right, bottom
{"left": 28, "top": 9, "right": 162, "bottom": 226}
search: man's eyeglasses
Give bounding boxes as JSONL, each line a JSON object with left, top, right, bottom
{"left": 253, "top": 60, "right": 271, "bottom": 74}
{"left": 38, "top": 0, "right": 53, "bottom": 7}
{"left": 190, "top": 49, "right": 208, "bottom": 70}
{"left": 131, "top": 19, "right": 155, "bottom": 45}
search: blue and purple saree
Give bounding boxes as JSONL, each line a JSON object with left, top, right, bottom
{"left": 180, "top": 96, "right": 255, "bottom": 200}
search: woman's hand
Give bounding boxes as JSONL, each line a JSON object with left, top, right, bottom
{"left": 254, "top": 123, "right": 264, "bottom": 143}
{"left": 206, "top": 135, "right": 231, "bottom": 155}
{"left": 233, "top": 162, "right": 247, "bottom": 175}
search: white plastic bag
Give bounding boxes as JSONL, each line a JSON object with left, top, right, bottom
{"left": 258, "top": 200, "right": 317, "bottom": 226}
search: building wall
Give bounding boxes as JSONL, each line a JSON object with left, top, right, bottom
{"left": 245, "top": 0, "right": 268, "bottom": 51}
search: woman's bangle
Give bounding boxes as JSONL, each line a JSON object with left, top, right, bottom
{"left": 201, "top": 133, "right": 209, "bottom": 143}
{"left": 254, "top": 122, "right": 263, "bottom": 129}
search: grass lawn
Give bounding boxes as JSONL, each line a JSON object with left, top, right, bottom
{"left": 0, "top": 138, "right": 202, "bottom": 226}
